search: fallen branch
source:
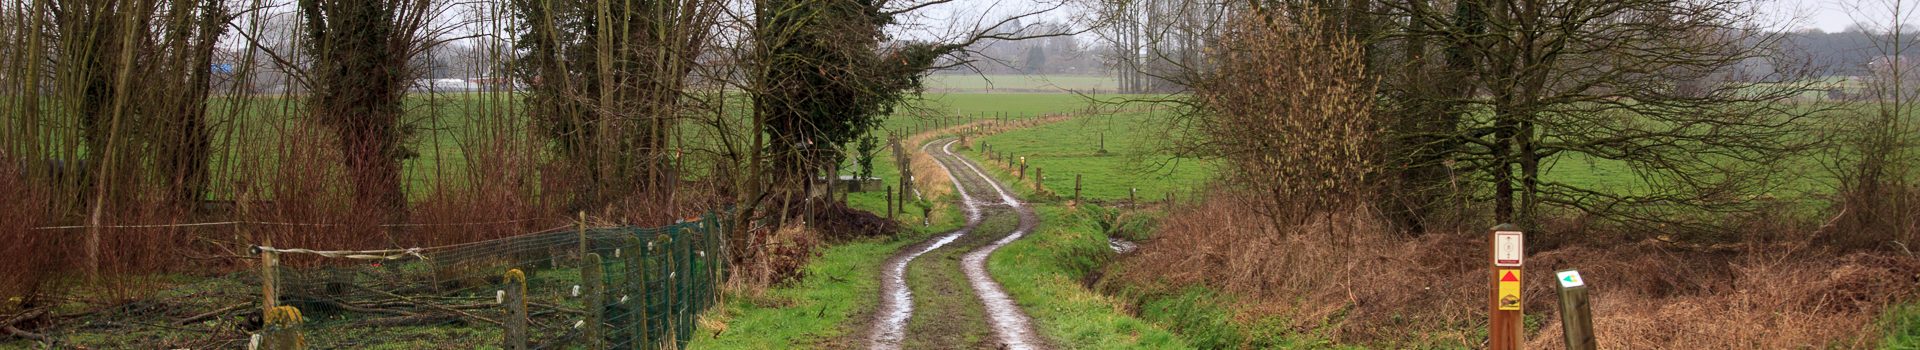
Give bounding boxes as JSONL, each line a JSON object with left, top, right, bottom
{"left": 2, "top": 324, "right": 47, "bottom": 342}
{"left": 352, "top": 285, "right": 500, "bottom": 326}
{"left": 0, "top": 307, "right": 48, "bottom": 326}
{"left": 175, "top": 303, "right": 249, "bottom": 326}
{"left": 0, "top": 307, "right": 50, "bottom": 341}
{"left": 316, "top": 299, "right": 416, "bottom": 317}
{"left": 359, "top": 314, "right": 460, "bottom": 327}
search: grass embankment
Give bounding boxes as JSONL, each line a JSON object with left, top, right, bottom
{"left": 962, "top": 112, "right": 1381, "bottom": 348}
{"left": 959, "top": 147, "right": 1323, "bottom": 349}
{"left": 693, "top": 205, "right": 965, "bottom": 348}
{"left": 987, "top": 204, "right": 1192, "bottom": 348}
{"left": 954, "top": 114, "right": 1272, "bottom": 348}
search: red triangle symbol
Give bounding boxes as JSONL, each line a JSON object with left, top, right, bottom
{"left": 1501, "top": 271, "right": 1519, "bottom": 282}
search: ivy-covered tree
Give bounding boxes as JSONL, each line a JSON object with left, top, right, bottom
{"left": 298, "top": 0, "right": 436, "bottom": 217}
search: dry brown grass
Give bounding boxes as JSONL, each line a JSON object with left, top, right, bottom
{"left": 727, "top": 223, "right": 823, "bottom": 296}
{"left": 1115, "top": 191, "right": 1920, "bottom": 348}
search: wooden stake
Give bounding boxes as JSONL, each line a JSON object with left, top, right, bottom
{"left": 578, "top": 211, "right": 588, "bottom": 260}
{"left": 503, "top": 269, "right": 528, "bottom": 350}
{"left": 260, "top": 247, "right": 278, "bottom": 314}
{"left": 1034, "top": 168, "right": 1043, "bottom": 192}
{"left": 1556, "top": 269, "right": 1595, "bottom": 350}
{"left": 1074, "top": 174, "right": 1082, "bottom": 200}
{"left": 583, "top": 254, "right": 605, "bottom": 350}
{"left": 625, "top": 236, "right": 646, "bottom": 346}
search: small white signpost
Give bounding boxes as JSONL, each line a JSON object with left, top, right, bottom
{"left": 1494, "top": 231, "right": 1524, "bottom": 267}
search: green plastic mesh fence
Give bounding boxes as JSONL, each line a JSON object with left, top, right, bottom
{"left": 12, "top": 209, "right": 733, "bottom": 349}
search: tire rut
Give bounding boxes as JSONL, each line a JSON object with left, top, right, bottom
{"left": 867, "top": 138, "right": 1045, "bottom": 350}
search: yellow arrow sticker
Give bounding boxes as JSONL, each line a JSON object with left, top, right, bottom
{"left": 1498, "top": 269, "right": 1522, "bottom": 311}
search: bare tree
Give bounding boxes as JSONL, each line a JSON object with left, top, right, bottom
{"left": 1373, "top": 0, "right": 1829, "bottom": 235}
{"left": 1832, "top": 0, "right": 1920, "bottom": 249}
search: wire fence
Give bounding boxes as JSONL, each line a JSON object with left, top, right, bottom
{"left": 272, "top": 210, "right": 728, "bottom": 349}
{"left": 12, "top": 210, "right": 730, "bottom": 349}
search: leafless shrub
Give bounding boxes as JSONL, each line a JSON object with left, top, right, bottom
{"left": 1184, "top": 13, "right": 1382, "bottom": 229}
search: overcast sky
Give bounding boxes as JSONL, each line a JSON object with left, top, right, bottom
{"left": 1768, "top": 0, "right": 1920, "bottom": 33}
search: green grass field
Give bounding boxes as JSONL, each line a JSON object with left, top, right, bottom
{"left": 973, "top": 112, "right": 1217, "bottom": 202}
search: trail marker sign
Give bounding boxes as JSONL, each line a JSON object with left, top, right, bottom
{"left": 1497, "top": 269, "right": 1522, "bottom": 311}
{"left": 1493, "top": 231, "right": 1524, "bottom": 266}
{"left": 1557, "top": 270, "right": 1585, "bottom": 288}
{"left": 1487, "top": 224, "right": 1524, "bottom": 350}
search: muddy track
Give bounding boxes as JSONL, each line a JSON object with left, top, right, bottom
{"left": 866, "top": 138, "right": 1044, "bottom": 350}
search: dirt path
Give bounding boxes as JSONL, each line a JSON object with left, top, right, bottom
{"left": 866, "top": 138, "right": 1045, "bottom": 350}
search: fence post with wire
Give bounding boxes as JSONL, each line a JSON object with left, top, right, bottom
{"left": 221, "top": 208, "right": 734, "bottom": 349}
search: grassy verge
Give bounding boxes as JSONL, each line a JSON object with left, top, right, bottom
{"left": 959, "top": 129, "right": 1357, "bottom": 349}
{"left": 1881, "top": 304, "right": 1920, "bottom": 348}
{"left": 944, "top": 144, "right": 1200, "bottom": 349}
{"left": 692, "top": 204, "right": 964, "bottom": 348}
{"left": 988, "top": 205, "right": 1191, "bottom": 349}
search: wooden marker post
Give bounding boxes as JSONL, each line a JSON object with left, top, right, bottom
{"left": 502, "top": 269, "right": 529, "bottom": 350}
{"left": 259, "top": 246, "right": 278, "bottom": 314}
{"left": 1556, "top": 269, "right": 1595, "bottom": 350}
{"left": 1034, "top": 168, "right": 1043, "bottom": 192}
{"left": 1018, "top": 157, "right": 1027, "bottom": 180}
{"left": 1490, "top": 224, "right": 1525, "bottom": 350}
{"left": 582, "top": 253, "right": 606, "bottom": 350}
{"left": 578, "top": 211, "right": 588, "bottom": 260}
{"left": 1074, "top": 174, "right": 1082, "bottom": 200}
{"left": 885, "top": 187, "right": 895, "bottom": 219}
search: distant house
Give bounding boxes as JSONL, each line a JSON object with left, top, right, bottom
{"left": 410, "top": 78, "right": 482, "bottom": 92}
{"left": 1868, "top": 55, "right": 1920, "bottom": 85}
{"left": 467, "top": 76, "right": 521, "bottom": 90}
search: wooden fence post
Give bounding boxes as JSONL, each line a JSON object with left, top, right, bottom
{"left": 578, "top": 211, "right": 588, "bottom": 261}
{"left": 1074, "top": 174, "right": 1082, "bottom": 200}
{"left": 1489, "top": 225, "right": 1525, "bottom": 350}
{"left": 259, "top": 246, "right": 278, "bottom": 315}
{"left": 583, "top": 254, "right": 605, "bottom": 350}
{"left": 502, "top": 269, "right": 528, "bottom": 350}
{"left": 625, "top": 236, "right": 647, "bottom": 347}
{"left": 1556, "top": 269, "right": 1595, "bottom": 350}
{"left": 1034, "top": 168, "right": 1043, "bottom": 192}
{"left": 886, "top": 186, "right": 895, "bottom": 220}
{"left": 260, "top": 305, "right": 306, "bottom": 350}
{"left": 667, "top": 230, "right": 684, "bottom": 347}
